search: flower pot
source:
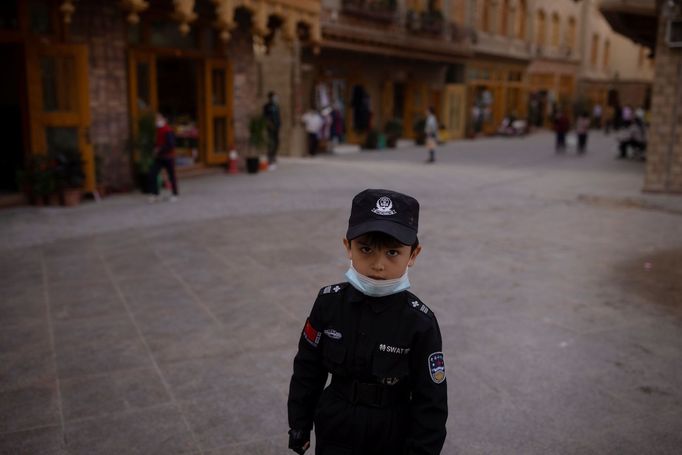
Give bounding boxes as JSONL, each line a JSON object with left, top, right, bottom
{"left": 246, "top": 157, "right": 260, "bottom": 174}
{"left": 62, "top": 188, "right": 82, "bottom": 207}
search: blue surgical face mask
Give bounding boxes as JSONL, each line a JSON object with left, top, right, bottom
{"left": 345, "top": 262, "right": 410, "bottom": 297}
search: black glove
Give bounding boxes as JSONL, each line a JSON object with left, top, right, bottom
{"left": 288, "top": 429, "right": 310, "bottom": 454}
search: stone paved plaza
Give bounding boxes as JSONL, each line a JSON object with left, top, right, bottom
{"left": 1, "top": 132, "right": 681, "bottom": 454}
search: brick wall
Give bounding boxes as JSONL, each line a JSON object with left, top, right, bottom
{"left": 260, "top": 31, "right": 295, "bottom": 156}
{"left": 228, "top": 26, "right": 258, "bottom": 155}
{"left": 71, "top": 1, "right": 131, "bottom": 190}
{"left": 644, "top": 12, "right": 682, "bottom": 193}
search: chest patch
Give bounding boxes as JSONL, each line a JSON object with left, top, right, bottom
{"left": 428, "top": 352, "right": 446, "bottom": 384}
{"left": 324, "top": 329, "right": 342, "bottom": 340}
{"left": 379, "top": 344, "right": 410, "bottom": 355}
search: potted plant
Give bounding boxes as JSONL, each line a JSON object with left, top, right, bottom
{"left": 247, "top": 115, "right": 267, "bottom": 174}
{"left": 51, "top": 147, "right": 85, "bottom": 207}
{"left": 384, "top": 118, "right": 403, "bottom": 148}
{"left": 16, "top": 155, "right": 57, "bottom": 206}
{"left": 132, "top": 113, "right": 156, "bottom": 192}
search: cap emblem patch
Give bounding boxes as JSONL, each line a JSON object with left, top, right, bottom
{"left": 372, "top": 196, "right": 397, "bottom": 216}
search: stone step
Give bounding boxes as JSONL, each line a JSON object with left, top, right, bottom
{"left": 396, "top": 139, "right": 416, "bottom": 148}
{"left": 332, "top": 144, "right": 362, "bottom": 155}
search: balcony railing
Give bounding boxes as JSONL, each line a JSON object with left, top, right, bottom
{"left": 406, "top": 9, "right": 445, "bottom": 35}
{"left": 342, "top": 0, "right": 398, "bottom": 23}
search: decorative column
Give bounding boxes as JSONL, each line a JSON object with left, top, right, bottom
{"left": 173, "top": 0, "right": 197, "bottom": 35}
{"left": 120, "top": 0, "right": 149, "bottom": 24}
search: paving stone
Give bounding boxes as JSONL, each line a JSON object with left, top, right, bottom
{"left": 64, "top": 404, "right": 198, "bottom": 454}
{"left": 0, "top": 425, "right": 67, "bottom": 455}
{"left": 0, "top": 347, "right": 55, "bottom": 393}
{"left": 0, "top": 321, "right": 50, "bottom": 355}
{"left": 48, "top": 280, "right": 127, "bottom": 321}
{"left": 60, "top": 367, "right": 170, "bottom": 421}
{"left": 0, "top": 383, "right": 60, "bottom": 433}
{"left": 180, "top": 381, "right": 286, "bottom": 451}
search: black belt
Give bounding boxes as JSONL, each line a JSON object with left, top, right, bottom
{"left": 330, "top": 376, "right": 408, "bottom": 408}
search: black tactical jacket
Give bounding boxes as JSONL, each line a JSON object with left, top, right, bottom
{"left": 288, "top": 282, "right": 447, "bottom": 455}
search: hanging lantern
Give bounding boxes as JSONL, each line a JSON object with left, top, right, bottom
{"left": 60, "top": 0, "right": 75, "bottom": 24}
{"left": 173, "top": 0, "right": 198, "bottom": 35}
{"left": 121, "top": 0, "right": 149, "bottom": 25}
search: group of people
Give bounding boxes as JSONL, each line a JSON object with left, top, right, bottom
{"left": 552, "top": 104, "right": 648, "bottom": 159}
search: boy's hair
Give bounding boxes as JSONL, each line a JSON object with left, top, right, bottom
{"left": 348, "top": 231, "right": 419, "bottom": 253}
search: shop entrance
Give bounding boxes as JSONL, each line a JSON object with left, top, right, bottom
{"left": 157, "top": 57, "right": 199, "bottom": 167}
{"left": 128, "top": 50, "right": 233, "bottom": 167}
{"left": 0, "top": 43, "right": 25, "bottom": 192}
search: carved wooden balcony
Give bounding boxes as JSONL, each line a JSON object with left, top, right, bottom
{"left": 341, "top": 0, "right": 398, "bottom": 23}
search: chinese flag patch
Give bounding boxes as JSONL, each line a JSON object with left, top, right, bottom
{"left": 303, "top": 319, "right": 321, "bottom": 347}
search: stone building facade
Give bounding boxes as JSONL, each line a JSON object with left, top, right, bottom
{"left": 644, "top": 10, "right": 682, "bottom": 192}
{"left": 0, "top": 0, "right": 320, "bottom": 194}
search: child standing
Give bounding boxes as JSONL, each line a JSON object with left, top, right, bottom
{"left": 288, "top": 189, "right": 448, "bottom": 455}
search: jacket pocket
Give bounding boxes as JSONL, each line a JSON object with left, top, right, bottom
{"left": 322, "top": 339, "right": 346, "bottom": 368}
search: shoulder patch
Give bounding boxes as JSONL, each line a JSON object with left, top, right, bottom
{"left": 428, "top": 352, "right": 446, "bottom": 384}
{"left": 302, "top": 319, "right": 321, "bottom": 347}
{"left": 406, "top": 295, "right": 431, "bottom": 316}
{"left": 319, "top": 282, "right": 347, "bottom": 296}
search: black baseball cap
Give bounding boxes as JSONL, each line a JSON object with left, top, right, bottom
{"left": 346, "top": 189, "right": 419, "bottom": 245}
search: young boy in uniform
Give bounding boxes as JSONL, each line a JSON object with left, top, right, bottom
{"left": 288, "top": 189, "right": 448, "bottom": 455}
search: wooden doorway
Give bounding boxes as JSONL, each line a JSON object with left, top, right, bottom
{"left": 128, "top": 49, "right": 234, "bottom": 167}
{"left": 25, "top": 41, "right": 95, "bottom": 192}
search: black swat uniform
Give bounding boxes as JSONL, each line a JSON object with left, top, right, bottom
{"left": 288, "top": 189, "right": 448, "bottom": 455}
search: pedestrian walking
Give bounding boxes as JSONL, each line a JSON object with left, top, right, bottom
{"left": 263, "top": 91, "right": 281, "bottom": 170}
{"left": 288, "top": 189, "right": 448, "bottom": 455}
{"left": 592, "top": 104, "right": 602, "bottom": 129}
{"left": 553, "top": 110, "right": 570, "bottom": 153}
{"left": 425, "top": 107, "right": 438, "bottom": 163}
{"left": 576, "top": 111, "right": 591, "bottom": 154}
{"left": 148, "top": 112, "right": 178, "bottom": 202}
{"left": 301, "top": 109, "right": 323, "bottom": 157}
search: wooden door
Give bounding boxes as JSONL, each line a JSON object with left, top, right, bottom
{"left": 443, "top": 84, "right": 466, "bottom": 140}
{"left": 204, "top": 58, "right": 233, "bottom": 165}
{"left": 128, "top": 50, "right": 158, "bottom": 136}
{"left": 26, "top": 42, "right": 95, "bottom": 192}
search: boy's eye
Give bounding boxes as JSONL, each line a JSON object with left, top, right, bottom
{"left": 386, "top": 250, "right": 399, "bottom": 257}
{"left": 359, "top": 246, "right": 372, "bottom": 254}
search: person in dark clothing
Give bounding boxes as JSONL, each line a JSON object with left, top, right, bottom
{"left": 148, "top": 113, "right": 178, "bottom": 202}
{"left": 288, "top": 189, "right": 448, "bottom": 455}
{"left": 553, "top": 110, "right": 570, "bottom": 153}
{"left": 263, "top": 91, "right": 281, "bottom": 169}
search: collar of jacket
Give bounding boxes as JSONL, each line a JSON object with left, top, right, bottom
{"left": 347, "top": 285, "right": 404, "bottom": 313}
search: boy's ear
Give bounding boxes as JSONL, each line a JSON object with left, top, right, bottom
{"left": 408, "top": 245, "right": 422, "bottom": 267}
{"left": 342, "top": 238, "right": 352, "bottom": 260}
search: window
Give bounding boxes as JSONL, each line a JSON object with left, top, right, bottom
{"left": 590, "top": 34, "right": 599, "bottom": 67}
{"left": 603, "top": 39, "right": 610, "bottom": 69}
{"left": 536, "top": 10, "right": 546, "bottom": 46}
{"left": 566, "top": 17, "right": 576, "bottom": 50}
{"left": 481, "top": 0, "right": 491, "bottom": 33}
{"left": 500, "top": 0, "right": 510, "bottom": 36}
{"left": 551, "top": 13, "right": 560, "bottom": 47}
{"left": 517, "top": 0, "right": 527, "bottom": 40}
